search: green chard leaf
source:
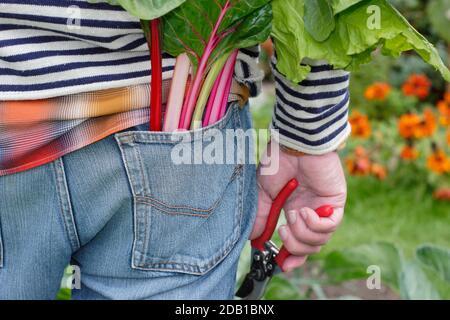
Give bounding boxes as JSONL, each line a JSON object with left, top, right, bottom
{"left": 161, "top": 0, "right": 272, "bottom": 70}
{"left": 88, "top": 0, "right": 187, "bottom": 19}
{"left": 272, "top": 0, "right": 450, "bottom": 83}
{"left": 304, "top": 0, "right": 335, "bottom": 42}
{"left": 331, "top": 0, "right": 366, "bottom": 14}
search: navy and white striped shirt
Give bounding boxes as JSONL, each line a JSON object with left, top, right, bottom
{"left": 0, "top": 0, "right": 175, "bottom": 100}
{"left": 271, "top": 57, "right": 351, "bottom": 154}
{"left": 0, "top": 0, "right": 350, "bottom": 155}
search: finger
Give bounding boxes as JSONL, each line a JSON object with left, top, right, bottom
{"left": 249, "top": 183, "right": 273, "bottom": 240}
{"left": 282, "top": 255, "right": 308, "bottom": 273}
{"left": 300, "top": 207, "right": 344, "bottom": 233}
{"left": 278, "top": 225, "right": 322, "bottom": 256}
{"left": 285, "top": 210, "right": 331, "bottom": 246}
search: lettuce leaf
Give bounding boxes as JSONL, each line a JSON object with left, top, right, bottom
{"left": 272, "top": 0, "right": 450, "bottom": 83}
{"left": 88, "top": 0, "right": 186, "bottom": 19}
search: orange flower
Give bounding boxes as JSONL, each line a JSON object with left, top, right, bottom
{"left": 444, "top": 92, "right": 450, "bottom": 103}
{"left": 346, "top": 157, "right": 371, "bottom": 176}
{"left": 349, "top": 111, "right": 371, "bottom": 138}
{"left": 427, "top": 149, "right": 450, "bottom": 175}
{"left": 398, "top": 113, "right": 422, "bottom": 139}
{"left": 415, "top": 109, "right": 437, "bottom": 138}
{"left": 447, "top": 130, "right": 450, "bottom": 146}
{"left": 438, "top": 93, "right": 450, "bottom": 127}
{"left": 433, "top": 188, "right": 450, "bottom": 201}
{"left": 354, "top": 146, "right": 368, "bottom": 158}
{"left": 398, "top": 110, "right": 436, "bottom": 139}
{"left": 346, "top": 146, "right": 371, "bottom": 176}
{"left": 364, "top": 82, "right": 391, "bottom": 101}
{"left": 400, "top": 145, "right": 419, "bottom": 160}
{"left": 402, "top": 74, "right": 432, "bottom": 100}
{"left": 371, "top": 163, "right": 387, "bottom": 180}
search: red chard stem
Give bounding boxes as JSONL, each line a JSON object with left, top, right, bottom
{"left": 150, "top": 19, "right": 162, "bottom": 131}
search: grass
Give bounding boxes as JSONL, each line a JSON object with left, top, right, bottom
{"left": 323, "top": 175, "right": 450, "bottom": 258}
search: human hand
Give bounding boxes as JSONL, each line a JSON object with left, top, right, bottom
{"left": 251, "top": 141, "right": 347, "bottom": 272}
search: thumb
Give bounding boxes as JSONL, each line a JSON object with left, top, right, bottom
{"left": 250, "top": 183, "right": 273, "bottom": 240}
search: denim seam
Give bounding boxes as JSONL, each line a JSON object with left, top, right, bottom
{"left": 114, "top": 138, "right": 147, "bottom": 269}
{"left": 0, "top": 213, "right": 3, "bottom": 268}
{"left": 137, "top": 199, "right": 212, "bottom": 217}
{"left": 135, "top": 145, "right": 150, "bottom": 196}
{"left": 233, "top": 108, "right": 245, "bottom": 244}
{"left": 53, "top": 158, "right": 81, "bottom": 252}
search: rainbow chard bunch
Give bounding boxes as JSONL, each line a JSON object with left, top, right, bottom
{"left": 92, "top": 0, "right": 271, "bottom": 131}
{"left": 162, "top": 0, "right": 272, "bottom": 130}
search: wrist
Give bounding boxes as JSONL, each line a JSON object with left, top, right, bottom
{"left": 277, "top": 141, "right": 346, "bottom": 157}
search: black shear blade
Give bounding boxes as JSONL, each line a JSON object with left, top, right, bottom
{"left": 235, "top": 273, "right": 255, "bottom": 298}
{"left": 236, "top": 275, "right": 271, "bottom": 300}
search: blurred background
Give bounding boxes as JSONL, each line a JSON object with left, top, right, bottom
{"left": 58, "top": 0, "right": 450, "bottom": 301}
{"left": 239, "top": 0, "right": 450, "bottom": 300}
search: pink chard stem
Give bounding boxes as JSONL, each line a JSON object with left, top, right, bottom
{"left": 219, "top": 50, "right": 238, "bottom": 119}
{"left": 202, "top": 66, "right": 225, "bottom": 127}
{"left": 164, "top": 53, "right": 191, "bottom": 131}
{"left": 178, "top": 0, "right": 232, "bottom": 129}
{"left": 207, "top": 50, "right": 238, "bottom": 126}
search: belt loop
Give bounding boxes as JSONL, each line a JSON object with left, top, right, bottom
{"left": 229, "top": 80, "right": 250, "bottom": 108}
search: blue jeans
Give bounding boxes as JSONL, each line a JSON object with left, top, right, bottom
{"left": 0, "top": 104, "right": 257, "bottom": 300}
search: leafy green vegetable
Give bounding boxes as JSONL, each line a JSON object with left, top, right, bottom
{"left": 304, "top": 0, "right": 335, "bottom": 42}
{"left": 89, "top": 0, "right": 187, "bottom": 19}
{"left": 264, "top": 276, "right": 303, "bottom": 300}
{"left": 323, "top": 242, "right": 403, "bottom": 290}
{"left": 416, "top": 245, "right": 450, "bottom": 283}
{"left": 331, "top": 0, "right": 366, "bottom": 14}
{"left": 161, "top": 0, "right": 272, "bottom": 129}
{"left": 272, "top": 0, "right": 450, "bottom": 83}
{"left": 399, "top": 261, "right": 450, "bottom": 300}
{"left": 323, "top": 242, "right": 450, "bottom": 300}
{"left": 162, "top": 0, "right": 272, "bottom": 70}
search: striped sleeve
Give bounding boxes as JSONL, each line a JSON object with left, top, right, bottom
{"left": 270, "top": 56, "right": 351, "bottom": 155}
{"left": 235, "top": 46, "right": 263, "bottom": 97}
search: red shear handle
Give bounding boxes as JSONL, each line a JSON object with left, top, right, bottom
{"left": 275, "top": 205, "right": 334, "bottom": 271}
{"left": 251, "top": 179, "right": 299, "bottom": 252}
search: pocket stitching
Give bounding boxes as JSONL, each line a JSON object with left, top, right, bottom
{"left": 134, "top": 164, "right": 244, "bottom": 217}
{"left": 137, "top": 198, "right": 212, "bottom": 218}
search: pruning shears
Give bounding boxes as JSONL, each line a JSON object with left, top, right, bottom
{"left": 236, "top": 179, "right": 334, "bottom": 300}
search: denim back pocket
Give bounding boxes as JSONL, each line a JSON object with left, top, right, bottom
{"left": 115, "top": 105, "right": 249, "bottom": 275}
